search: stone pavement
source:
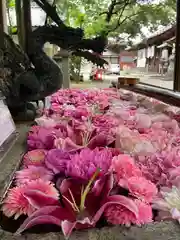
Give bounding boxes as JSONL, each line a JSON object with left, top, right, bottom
{"left": 121, "top": 70, "right": 174, "bottom": 90}
{"left": 76, "top": 72, "right": 174, "bottom": 90}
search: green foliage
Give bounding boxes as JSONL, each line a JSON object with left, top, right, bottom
{"left": 56, "top": 0, "right": 176, "bottom": 38}
{"left": 7, "top": 0, "right": 15, "bottom": 7}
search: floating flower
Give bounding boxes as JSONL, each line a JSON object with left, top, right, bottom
{"left": 115, "top": 126, "right": 156, "bottom": 155}
{"left": 66, "top": 148, "right": 113, "bottom": 180}
{"left": 104, "top": 199, "right": 152, "bottom": 226}
{"left": 152, "top": 186, "right": 180, "bottom": 223}
{"left": 127, "top": 176, "right": 158, "bottom": 203}
{"left": 15, "top": 166, "right": 54, "bottom": 185}
{"left": 15, "top": 172, "right": 113, "bottom": 237}
{"left": 2, "top": 180, "right": 59, "bottom": 219}
{"left": 92, "top": 115, "right": 119, "bottom": 134}
{"left": 22, "top": 149, "right": 47, "bottom": 167}
{"left": 15, "top": 173, "right": 140, "bottom": 238}
{"left": 27, "top": 126, "right": 66, "bottom": 150}
{"left": 111, "top": 154, "right": 142, "bottom": 188}
{"left": 153, "top": 186, "right": 180, "bottom": 211}
{"left": 45, "top": 149, "right": 71, "bottom": 174}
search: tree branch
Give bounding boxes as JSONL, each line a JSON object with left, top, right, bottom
{"left": 33, "top": 0, "right": 65, "bottom": 27}
{"left": 105, "top": 7, "right": 142, "bottom": 34}
{"left": 100, "top": 0, "right": 130, "bottom": 22}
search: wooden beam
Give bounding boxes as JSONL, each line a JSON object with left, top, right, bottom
{"left": 174, "top": 0, "right": 180, "bottom": 91}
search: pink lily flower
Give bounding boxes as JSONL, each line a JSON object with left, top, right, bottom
{"left": 15, "top": 172, "right": 138, "bottom": 239}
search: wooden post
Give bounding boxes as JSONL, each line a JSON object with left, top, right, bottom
{"left": 174, "top": 0, "right": 180, "bottom": 91}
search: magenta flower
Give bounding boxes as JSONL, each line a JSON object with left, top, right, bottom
{"left": 54, "top": 133, "right": 115, "bottom": 152}
{"left": 15, "top": 173, "right": 140, "bottom": 238}
{"left": 15, "top": 166, "right": 54, "bottom": 186}
{"left": 45, "top": 149, "right": 71, "bottom": 174}
{"left": 27, "top": 126, "right": 56, "bottom": 150}
{"left": 92, "top": 114, "right": 119, "bottom": 134}
{"left": 27, "top": 125, "right": 70, "bottom": 150}
{"left": 66, "top": 148, "right": 113, "bottom": 180}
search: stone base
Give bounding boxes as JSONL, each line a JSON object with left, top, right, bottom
{"left": 0, "top": 221, "right": 180, "bottom": 240}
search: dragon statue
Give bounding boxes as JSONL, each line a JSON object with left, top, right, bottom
{"left": 0, "top": 0, "right": 107, "bottom": 120}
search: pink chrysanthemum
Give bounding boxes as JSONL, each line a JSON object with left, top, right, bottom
{"left": 111, "top": 154, "right": 142, "bottom": 187}
{"left": 127, "top": 176, "right": 158, "bottom": 203}
{"left": 66, "top": 148, "right": 113, "bottom": 180}
{"left": 23, "top": 149, "right": 47, "bottom": 167}
{"left": 15, "top": 166, "right": 54, "bottom": 185}
{"left": 104, "top": 199, "right": 152, "bottom": 226}
{"left": 2, "top": 180, "right": 59, "bottom": 219}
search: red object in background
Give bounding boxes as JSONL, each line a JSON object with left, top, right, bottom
{"left": 119, "top": 51, "right": 136, "bottom": 70}
{"left": 90, "top": 68, "right": 103, "bottom": 81}
{"left": 94, "top": 69, "right": 103, "bottom": 81}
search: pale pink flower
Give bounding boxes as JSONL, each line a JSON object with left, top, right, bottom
{"left": 15, "top": 166, "right": 54, "bottom": 185}
{"left": 127, "top": 176, "right": 158, "bottom": 203}
{"left": 104, "top": 199, "right": 152, "bottom": 226}
{"left": 2, "top": 180, "right": 59, "bottom": 219}
{"left": 111, "top": 154, "right": 142, "bottom": 187}
{"left": 115, "top": 126, "right": 156, "bottom": 155}
{"left": 134, "top": 113, "right": 152, "bottom": 129}
{"left": 23, "top": 149, "right": 47, "bottom": 167}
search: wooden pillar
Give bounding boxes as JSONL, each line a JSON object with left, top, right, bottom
{"left": 174, "top": 0, "right": 180, "bottom": 91}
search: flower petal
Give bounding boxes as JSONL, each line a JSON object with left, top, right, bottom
{"left": 55, "top": 137, "right": 83, "bottom": 152}
{"left": 23, "top": 190, "right": 59, "bottom": 209}
{"left": 61, "top": 217, "right": 92, "bottom": 239}
{"left": 15, "top": 206, "right": 63, "bottom": 234}
{"left": 16, "top": 205, "right": 75, "bottom": 235}
{"left": 87, "top": 133, "right": 114, "bottom": 149}
{"left": 171, "top": 208, "right": 180, "bottom": 220}
{"left": 91, "top": 173, "right": 113, "bottom": 197}
{"left": 92, "top": 195, "right": 139, "bottom": 224}
{"left": 16, "top": 215, "right": 61, "bottom": 235}
{"left": 61, "top": 220, "right": 76, "bottom": 239}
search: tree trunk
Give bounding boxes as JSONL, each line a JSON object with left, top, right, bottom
{"left": 22, "top": 0, "right": 32, "bottom": 52}
{"left": 0, "top": 0, "right": 5, "bottom": 49}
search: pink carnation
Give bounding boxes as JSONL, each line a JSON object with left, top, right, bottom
{"left": 23, "top": 149, "right": 47, "bottom": 168}
{"left": 104, "top": 199, "right": 152, "bottom": 226}
{"left": 127, "top": 176, "right": 158, "bottom": 203}
{"left": 2, "top": 180, "right": 59, "bottom": 219}
{"left": 15, "top": 166, "right": 54, "bottom": 185}
{"left": 111, "top": 154, "right": 142, "bottom": 187}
